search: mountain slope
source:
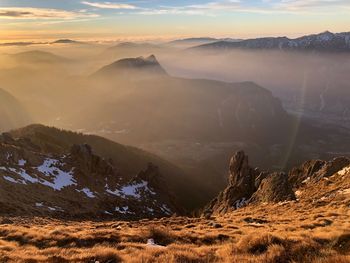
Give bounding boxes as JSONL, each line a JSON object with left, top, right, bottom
{"left": 0, "top": 131, "right": 181, "bottom": 218}
{"left": 0, "top": 89, "right": 31, "bottom": 132}
{"left": 8, "top": 124, "right": 202, "bottom": 210}
{"left": 193, "top": 31, "right": 350, "bottom": 52}
{"left": 11, "top": 50, "right": 70, "bottom": 64}
{"left": 88, "top": 56, "right": 290, "bottom": 144}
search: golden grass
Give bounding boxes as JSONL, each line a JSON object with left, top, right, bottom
{"left": 0, "top": 198, "right": 349, "bottom": 263}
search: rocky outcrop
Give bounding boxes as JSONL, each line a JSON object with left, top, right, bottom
{"left": 288, "top": 157, "right": 350, "bottom": 188}
{"left": 313, "top": 157, "right": 350, "bottom": 180}
{"left": 288, "top": 159, "right": 326, "bottom": 188}
{"left": 250, "top": 172, "right": 295, "bottom": 203}
{"left": 206, "top": 151, "right": 350, "bottom": 216}
{"left": 204, "top": 151, "right": 295, "bottom": 215}
{"left": 70, "top": 144, "right": 116, "bottom": 178}
{"left": 205, "top": 151, "right": 258, "bottom": 214}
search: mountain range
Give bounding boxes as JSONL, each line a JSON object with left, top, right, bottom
{"left": 192, "top": 31, "right": 350, "bottom": 52}
{"left": 1, "top": 127, "right": 349, "bottom": 223}
{"left": 1, "top": 51, "right": 350, "bottom": 210}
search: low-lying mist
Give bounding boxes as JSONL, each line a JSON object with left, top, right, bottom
{"left": 0, "top": 42, "right": 349, "bottom": 197}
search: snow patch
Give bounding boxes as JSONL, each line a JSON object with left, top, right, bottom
{"left": 234, "top": 198, "right": 248, "bottom": 209}
{"left": 106, "top": 180, "right": 156, "bottom": 199}
{"left": 37, "top": 158, "right": 77, "bottom": 190}
{"left": 35, "top": 202, "right": 64, "bottom": 212}
{"left": 4, "top": 176, "right": 20, "bottom": 184}
{"left": 115, "top": 206, "right": 130, "bottom": 214}
{"left": 1, "top": 167, "right": 38, "bottom": 184}
{"left": 337, "top": 166, "right": 350, "bottom": 176}
{"left": 160, "top": 204, "right": 172, "bottom": 215}
{"left": 77, "top": 188, "right": 96, "bottom": 198}
{"left": 146, "top": 238, "right": 166, "bottom": 248}
{"left": 18, "top": 159, "right": 26, "bottom": 166}
{"left": 302, "top": 177, "right": 311, "bottom": 184}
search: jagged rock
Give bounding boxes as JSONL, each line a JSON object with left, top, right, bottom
{"left": 136, "top": 163, "right": 163, "bottom": 188}
{"left": 205, "top": 151, "right": 295, "bottom": 215}
{"left": 70, "top": 144, "right": 116, "bottom": 177}
{"left": 313, "top": 157, "right": 350, "bottom": 180}
{"left": 288, "top": 157, "right": 350, "bottom": 188}
{"left": 288, "top": 159, "right": 326, "bottom": 188}
{"left": 130, "top": 162, "right": 182, "bottom": 215}
{"left": 250, "top": 172, "right": 295, "bottom": 203}
{"left": 205, "top": 151, "right": 261, "bottom": 214}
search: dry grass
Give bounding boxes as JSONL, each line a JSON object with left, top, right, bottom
{"left": 1, "top": 170, "right": 350, "bottom": 262}
{"left": 0, "top": 198, "right": 349, "bottom": 263}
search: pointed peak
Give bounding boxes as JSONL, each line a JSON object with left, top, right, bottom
{"left": 146, "top": 54, "right": 157, "bottom": 63}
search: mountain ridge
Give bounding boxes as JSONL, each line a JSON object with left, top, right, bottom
{"left": 192, "top": 31, "right": 350, "bottom": 52}
{"left": 0, "top": 127, "right": 183, "bottom": 219}
{"left": 204, "top": 151, "right": 350, "bottom": 216}
{"left": 93, "top": 55, "right": 168, "bottom": 77}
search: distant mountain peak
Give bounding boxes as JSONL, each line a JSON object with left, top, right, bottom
{"left": 52, "top": 39, "right": 82, "bottom": 44}
{"left": 145, "top": 54, "right": 157, "bottom": 63}
{"left": 93, "top": 55, "right": 167, "bottom": 77}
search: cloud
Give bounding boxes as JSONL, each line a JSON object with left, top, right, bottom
{"left": 136, "top": 0, "right": 350, "bottom": 16}
{"left": 81, "top": 1, "right": 137, "bottom": 9}
{"left": 275, "top": 0, "right": 350, "bottom": 11}
{"left": 0, "top": 7, "right": 98, "bottom": 19}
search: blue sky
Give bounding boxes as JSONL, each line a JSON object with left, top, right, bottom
{"left": 0, "top": 0, "right": 349, "bottom": 40}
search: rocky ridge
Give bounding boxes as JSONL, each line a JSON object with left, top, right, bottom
{"left": 0, "top": 133, "right": 179, "bottom": 219}
{"left": 194, "top": 31, "right": 350, "bottom": 52}
{"left": 205, "top": 151, "right": 350, "bottom": 215}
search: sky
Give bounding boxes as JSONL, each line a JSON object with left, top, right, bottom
{"left": 0, "top": 0, "right": 350, "bottom": 41}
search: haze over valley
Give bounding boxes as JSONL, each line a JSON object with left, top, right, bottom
{"left": 0, "top": 0, "right": 350, "bottom": 261}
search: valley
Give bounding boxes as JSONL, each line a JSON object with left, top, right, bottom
{"left": 0, "top": 28, "right": 350, "bottom": 262}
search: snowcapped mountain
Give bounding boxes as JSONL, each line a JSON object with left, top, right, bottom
{"left": 0, "top": 126, "right": 181, "bottom": 219}
{"left": 193, "top": 31, "right": 350, "bottom": 52}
